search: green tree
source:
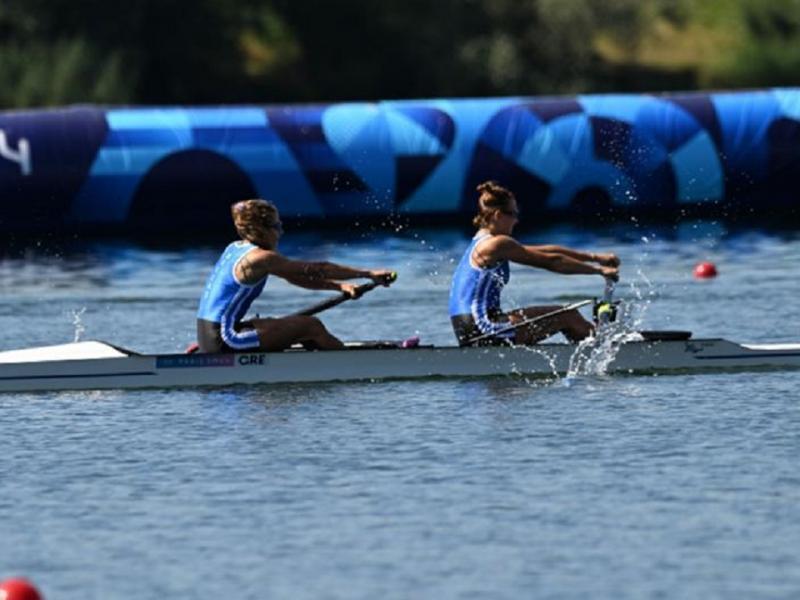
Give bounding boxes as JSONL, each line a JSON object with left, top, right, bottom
{"left": 712, "top": 0, "right": 800, "bottom": 87}
{"left": 2, "top": 0, "right": 799, "bottom": 109}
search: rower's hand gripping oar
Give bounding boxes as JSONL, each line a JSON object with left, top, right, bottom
{"left": 291, "top": 271, "right": 397, "bottom": 317}
{"left": 464, "top": 299, "right": 594, "bottom": 346}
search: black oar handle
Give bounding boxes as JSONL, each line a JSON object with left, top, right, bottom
{"left": 291, "top": 272, "right": 397, "bottom": 317}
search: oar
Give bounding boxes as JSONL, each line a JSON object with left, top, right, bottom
{"left": 291, "top": 271, "right": 397, "bottom": 317}
{"left": 464, "top": 299, "right": 593, "bottom": 346}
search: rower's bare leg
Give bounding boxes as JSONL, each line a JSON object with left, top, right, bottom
{"left": 509, "top": 306, "right": 593, "bottom": 344}
{"left": 247, "top": 316, "right": 345, "bottom": 351}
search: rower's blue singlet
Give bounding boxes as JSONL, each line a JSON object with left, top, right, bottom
{"left": 448, "top": 233, "right": 512, "bottom": 339}
{"left": 197, "top": 241, "right": 267, "bottom": 350}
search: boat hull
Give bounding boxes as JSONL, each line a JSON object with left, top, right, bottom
{"left": 1, "top": 338, "right": 800, "bottom": 392}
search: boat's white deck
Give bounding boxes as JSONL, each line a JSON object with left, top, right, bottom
{"left": 742, "top": 343, "right": 800, "bottom": 351}
{"left": 0, "top": 341, "right": 129, "bottom": 364}
{"left": 2, "top": 339, "right": 800, "bottom": 367}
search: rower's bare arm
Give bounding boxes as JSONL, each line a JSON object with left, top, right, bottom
{"left": 530, "top": 245, "right": 592, "bottom": 262}
{"left": 262, "top": 254, "right": 393, "bottom": 285}
{"left": 295, "top": 262, "right": 395, "bottom": 285}
{"left": 251, "top": 254, "right": 340, "bottom": 281}
{"left": 531, "top": 245, "right": 620, "bottom": 267}
{"left": 282, "top": 273, "right": 346, "bottom": 292}
{"left": 494, "top": 237, "right": 618, "bottom": 279}
{"left": 233, "top": 248, "right": 308, "bottom": 284}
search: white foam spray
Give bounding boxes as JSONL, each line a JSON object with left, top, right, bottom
{"left": 71, "top": 307, "right": 87, "bottom": 342}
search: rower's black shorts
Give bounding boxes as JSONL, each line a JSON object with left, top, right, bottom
{"left": 451, "top": 311, "right": 515, "bottom": 347}
{"left": 197, "top": 319, "right": 257, "bottom": 353}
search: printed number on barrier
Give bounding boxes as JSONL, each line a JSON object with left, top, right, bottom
{"left": 0, "top": 129, "right": 31, "bottom": 175}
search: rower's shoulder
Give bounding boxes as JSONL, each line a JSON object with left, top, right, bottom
{"left": 479, "top": 234, "right": 519, "bottom": 252}
{"left": 242, "top": 246, "right": 282, "bottom": 265}
{"left": 473, "top": 234, "right": 520, "bottom": 263}
{"left": 474, "top": 231, "right": 514, "bottom": 245}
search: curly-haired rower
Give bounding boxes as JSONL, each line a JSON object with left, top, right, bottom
{"left": 197, "top": 199, "right": 394, "bottom": 353}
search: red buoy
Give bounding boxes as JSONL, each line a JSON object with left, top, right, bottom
{"left": 0, "top": 578, "right": 43, "bottom": 600}
{"left": 693, "top": 261, "right": 718, "bottom": 279}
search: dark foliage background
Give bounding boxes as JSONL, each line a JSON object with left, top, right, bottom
{"left": 1, "top": 0, "right": 800, "bottom": 107}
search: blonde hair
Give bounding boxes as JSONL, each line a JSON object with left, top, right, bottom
{"left": 472, "top": 181, "right": 516, "bottom": 228}
{"left": 231, "top": 199, "right": 279, "bottom": 244}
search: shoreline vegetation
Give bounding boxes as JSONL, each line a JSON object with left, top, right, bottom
{"left": 1, "top": 0, "right": 799, "bottom": 109}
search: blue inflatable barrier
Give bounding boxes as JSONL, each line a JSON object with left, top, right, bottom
{"left": 1, "top": 89, "right": 798, "bottom": 234}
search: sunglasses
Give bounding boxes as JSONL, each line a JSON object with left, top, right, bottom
{"left": 270, "top": 221, "right": 284, "bottom": 235}
{"left": 500, "top": 208, "right": 519, "bottom": 218}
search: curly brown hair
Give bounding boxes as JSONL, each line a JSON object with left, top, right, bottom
{"left": 472, "top": 181, "right": 516, "bottom": 228}
{"left": 231, "top": 199, "right": 280, "bottom": 245}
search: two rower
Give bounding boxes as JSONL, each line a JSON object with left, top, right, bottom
{"left": 449, "top": 181, "right": 619, "bottom": 346}
{"left": 198, "top": 185, "right": 620, "bottom": 353}
{"left": 196, "top": 199, "right": 394, "bottom": 353}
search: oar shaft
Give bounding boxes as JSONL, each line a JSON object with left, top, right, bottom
{"left": 465, "top": 299, "right": 592, "bottom": 345}
{"left": 292, "top": 281, "right": 378, "bottom": 317}
{"left": 290, "top": 272, "right": 397, "bottom": 317}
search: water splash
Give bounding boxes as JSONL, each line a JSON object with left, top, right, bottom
{"left": 564, "top": 280, "right": 656, "bottom": 381}
{"left": 515, "top": 344, "right": 561, "bottom": 385}
{"left": 565, "top": 321, "right": 642, "bottom": 379}
{"left": 71, "top": 307, "right": 87, "bottom": 342}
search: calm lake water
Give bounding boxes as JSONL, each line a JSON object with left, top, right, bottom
{"left": 1, "top": 223, "right": 799, "bottom": 599}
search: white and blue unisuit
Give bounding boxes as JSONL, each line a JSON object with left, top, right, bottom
{"left": 197, "top": 241, "right": 267, "bottom": 352}
{"left": 448, "top": 233, "right": 512, "bottom": 345}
